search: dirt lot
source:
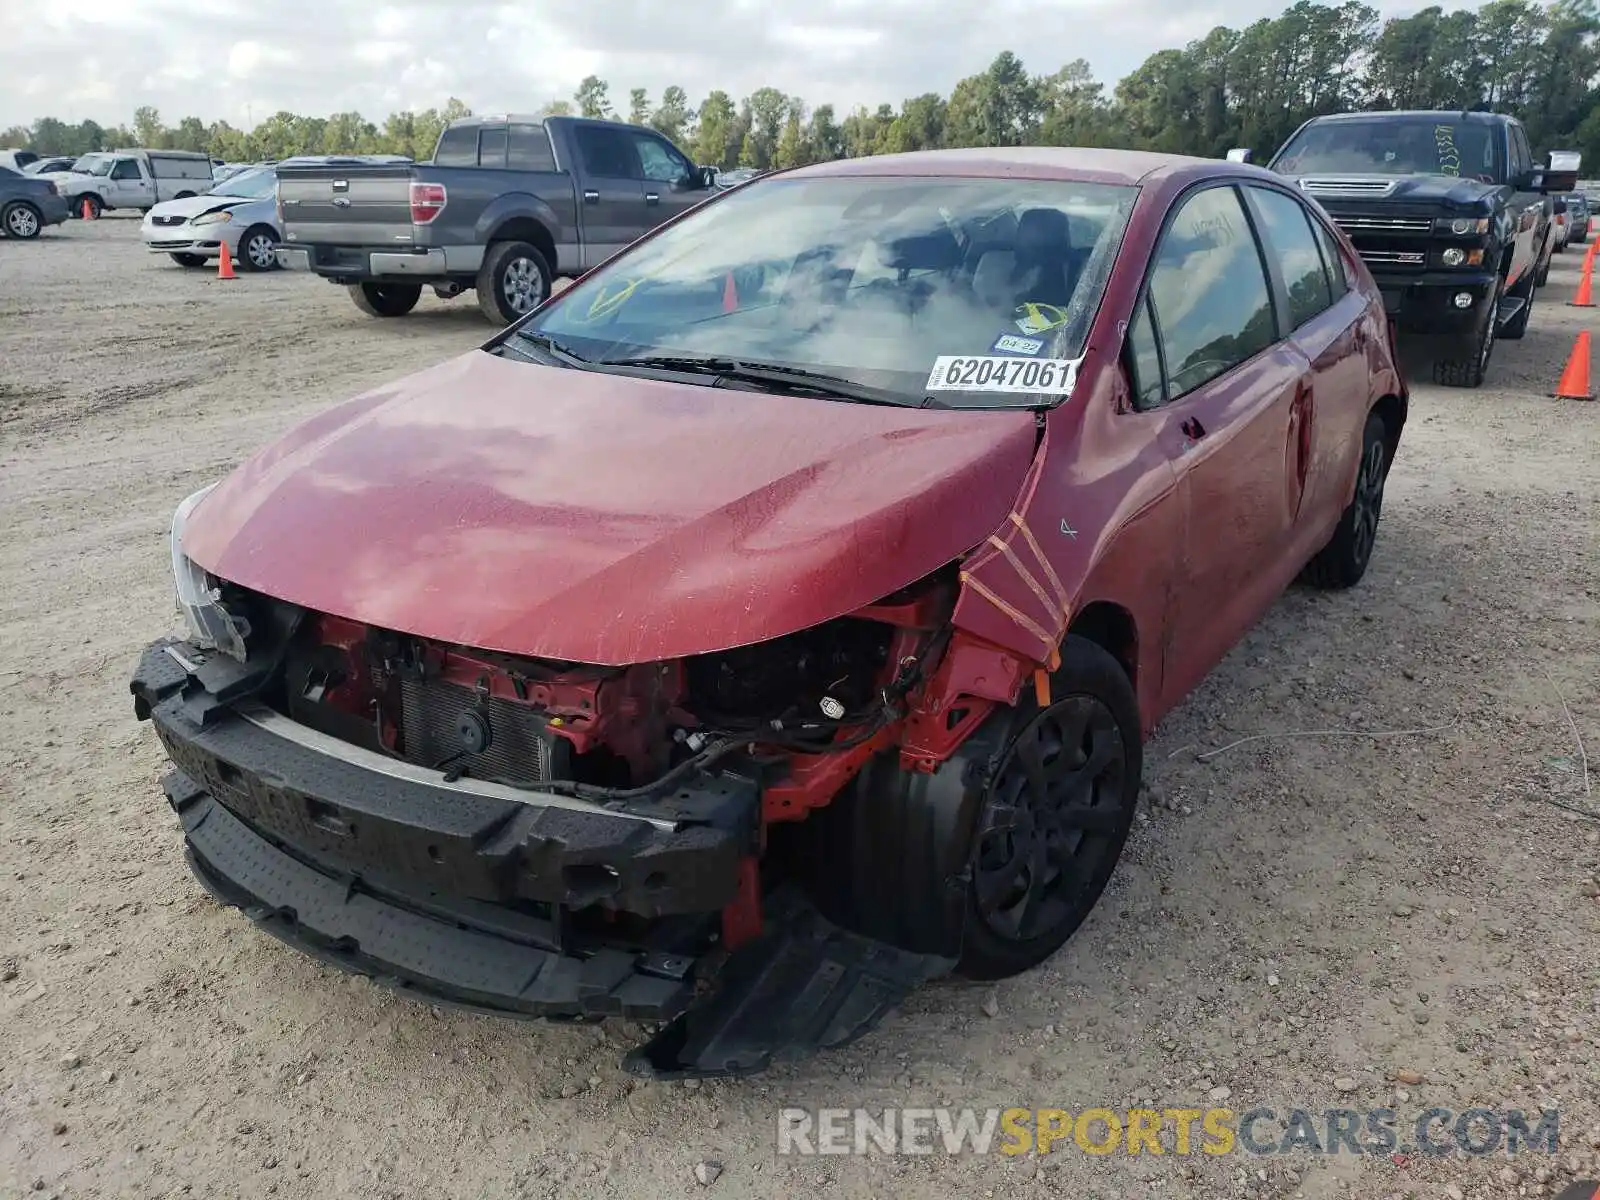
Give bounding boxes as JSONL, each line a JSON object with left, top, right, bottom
{"left": 1, "top": 215, "right": 1596, "bottom": 1200}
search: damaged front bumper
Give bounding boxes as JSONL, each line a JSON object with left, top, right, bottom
{"left": 131, "top": 638, "right": 952, "bottom": 1076}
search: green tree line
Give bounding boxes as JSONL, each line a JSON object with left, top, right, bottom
{"left": 6, "top": 0, "right": 1599, "bottom": 169}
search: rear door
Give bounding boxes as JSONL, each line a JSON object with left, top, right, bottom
{"left": 1241, "top": 183, "right": 1370, "bottom": 557}
{"left": 568, "top": 123, "right": 649, "bottom": 267}
{"left": 277, "top": 163, "right": 417, "bottom": 247}
{"left": 1125, "top": 183, "right": 1305, "bottom": 707}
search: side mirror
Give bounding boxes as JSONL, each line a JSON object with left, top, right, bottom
{"left": 1545, "top": 150, "right": 1581, "bottom": 193}
{"left": 698, "top": 166, "right": 718, "bottom": 189}
{"left": 1225, "top": 148, "right": 1253, "bottom": 164}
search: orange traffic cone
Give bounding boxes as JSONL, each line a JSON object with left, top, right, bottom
{"left": 1552, "top": 330, "right": 1596, "bottom": 400}
{"left": 721, "top": 271, "right": 737, "bottom": 312}
{"left": 217, "top": 243, "right": 236, "bottom": 280}
{"left": 1570, "top": 260, "right": 1595, "bottom": 307}
{"left": 79, "top": 197, "right": 94, "bottom": 220}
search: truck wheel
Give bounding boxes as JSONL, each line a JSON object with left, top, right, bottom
{"left": 169, "top": 253, "right": 207, "bottom": 268}
{"left": 1432, "top": 288, "right": 1498, "bottom": 388}
{"left": 349, "top": 282, "right": 421, "bottom": 318}
{"left": 2, "top": 201, "right": 42, "bottom": 240}
{"left": 477, "top": 241, "right": 551, "bottom": 324}
{"left": 72, "top": 194, "right": 103, "bottom": 220}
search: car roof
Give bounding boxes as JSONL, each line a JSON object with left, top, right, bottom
{"left": 782, "top": 146, "right": 1238, "bottom": 187}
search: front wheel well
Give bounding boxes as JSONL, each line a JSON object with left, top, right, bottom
{"left": 486, "top": 218, "right": 555, "bottom": 272}
{"left": 1067, "top": 602, "right": 1138, "bottom": 688}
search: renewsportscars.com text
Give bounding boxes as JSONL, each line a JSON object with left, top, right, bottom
{"left": 776, "top": 1106, "right": 1560, "bottom": 1157}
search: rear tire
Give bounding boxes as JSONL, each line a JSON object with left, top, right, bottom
{"left": 169, "top": 253, "right": 207, "bottom": 267}
{"left": 1301, "top": 412, "right": 1390, "bottom": 590}
{"left": 476, "top": 240, "right": 552, "bottom": 324}
{"left": 349, "top": 282, "right": 421, "bottom": 318}
{"left": 2, "top": 201, "right": 42, "bottom": 240}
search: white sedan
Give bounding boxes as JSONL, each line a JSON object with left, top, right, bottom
{"left": 140, "top": 166, "right": 280, "bottom": 270}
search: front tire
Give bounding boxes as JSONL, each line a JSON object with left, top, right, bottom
{"left": 956, "top": 636, "right": 1142, "bottom": 980}
{"left": 1301, "top": 412, "right": 1390, "bottom": 591}
{"left": 71, "top": 193, "right": 103, "bottom": 220}
{"left": 2, "top": 201, "right": 42, "bottom": 239}
{"left": 1431, "top": 287, "right": 1498, "bottom": 388}
{"left": 237, "top": 225, "right": 279, "bottom": 272}
{"left": 169, "top": 253, "right": 207, "bottom": 268}
{"left": 476, "top": 240, "right": 551, "bottom": 324}
{"left": 349, "top": 282, "right": 421, "bottom": 318}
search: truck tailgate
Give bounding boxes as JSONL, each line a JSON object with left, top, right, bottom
{"left": 277, "top": 164, "right": 416, "bottom": 247}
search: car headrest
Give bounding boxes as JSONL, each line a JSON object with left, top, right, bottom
{"left": 883, "top": 229, "right": 965, "bottom": 271}
{"left": 972, "top": 250, "right": 1018, "bottom": 306}
{"left": 1016, "top": 207, "right": 1072, "bottom": 255}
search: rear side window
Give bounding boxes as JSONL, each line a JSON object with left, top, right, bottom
{"left": 434, "top": 125, "right": 477, "bottom": 167}
{"left": 508, "top": 124, "right": 555, "bottom": 170}
{"left": 573, "top": 126, "right": 639, "bottom": 178}
{"left": 1246, "top": 186, "right": 1333, "bottom": 330}
{"left": 1145, "top": 185, "right": 1277, "bottom": 399}
{"left": 478, "top": 127, "right": 508, "bottom": 168}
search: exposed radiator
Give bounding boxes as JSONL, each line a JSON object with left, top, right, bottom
{"left": 398, "top": 677, "right": 561, "bottom": 786}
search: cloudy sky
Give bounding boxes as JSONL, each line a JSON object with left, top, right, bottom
{"left": 4, "top": 0, "right": 1448, "bottom": 131}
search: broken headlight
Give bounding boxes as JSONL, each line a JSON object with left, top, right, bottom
{"left": 170, "top": 483, "right": 248, "bottom": 660}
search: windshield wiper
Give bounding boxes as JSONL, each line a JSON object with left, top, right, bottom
{"left": 596, "top": 354, "right": 946, "bottom": 408}
{"left": 509, "top": 330, "right": 592, "bottom": 368}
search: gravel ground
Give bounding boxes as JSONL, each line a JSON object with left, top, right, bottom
{"left": 1, "top": 215, "right": 1596, "bottom": 1200}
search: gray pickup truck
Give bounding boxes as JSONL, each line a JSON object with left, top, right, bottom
{"left": 274, "top": 114, "right": 719, "bottom": 323}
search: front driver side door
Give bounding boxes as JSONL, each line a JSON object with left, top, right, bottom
{"left": 629, "top": 132, "right": 706, "bottom": 228}
{"left": 1130, "top": 183, "right": 1307, "bottom": 709}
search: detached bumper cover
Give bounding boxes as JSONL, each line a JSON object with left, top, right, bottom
{"left": 132, "top": 638, "right": 952, "bottom": 1074}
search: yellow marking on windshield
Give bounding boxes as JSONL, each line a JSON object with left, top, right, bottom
{"left": 582, "top": 278, "right": 642, "bottom": 321}
{"left": 1434, "top": 125, "right": 1462, "bottom": 177}
{"left": 1014, "top": 302, "right": 1070, "bottom": 335}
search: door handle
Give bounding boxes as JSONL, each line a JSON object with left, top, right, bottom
{"left": 644, "top": 192, "right": 659, "bottom": 205}
{"left": 583, "top": 189, "right": 599, "bottom": 204}
{"left": 1181, "top": 417, "right": 1207, "bottom": 440}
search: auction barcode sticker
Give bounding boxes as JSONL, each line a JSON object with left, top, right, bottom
{"left": 926, "top": 355, "right": 1078, "bottom": 393}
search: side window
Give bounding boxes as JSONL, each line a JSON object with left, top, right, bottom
{"left": 478, "top": 127, "right": 508, "bottom": 168}
{"left": 1125, "top": 293, "right": 1165, "bottom": 411}
{"left": 110, "top": 159, "right": 142, "bottom": 180}
{"left": 1309, "top": 217, "right": 1348, "bottom": 297}
{"left": 573, "top": 126, "right": 639, "bottom": 179}
{"left": 632, "top": 134, "right": 689, "bottom": 183}
{"left": 1146, "top": 186, "right": 1277, "bottom": 399}
{"left": 507, "top": 124, "right": 555, "bottom": 171}
{"left": 1510, "top": 124, "right": 1532, "bottom": 176}
{"left": 1247, "top": 187, "right": 1334, "bottom": 330}
{"left": 434, "top": 125, "right": 477, "bottom": 168}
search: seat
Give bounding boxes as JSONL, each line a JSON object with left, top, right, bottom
{"left": 1009, "top": 208, "right": 1076, "bottom": 306}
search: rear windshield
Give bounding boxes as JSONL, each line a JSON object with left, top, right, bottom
{"left": 1274, "top": 118, "right": 1503, "bottom": 182}
{"left": 518, "top": 174, "right": 1138, "bottom": 408}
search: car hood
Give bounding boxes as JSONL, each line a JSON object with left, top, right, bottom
{"left": 147, "top": 194, "right": 249, "bottom": 221}
{"left": 182, "top": 350, "right": 1039, "bottom": 664}
{"left": 1287, "top": 172, "right": 1501, "bottom": 209}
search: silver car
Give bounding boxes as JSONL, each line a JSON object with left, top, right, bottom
{"left": 140, "top": 166, "right": 281, "bottom": 270}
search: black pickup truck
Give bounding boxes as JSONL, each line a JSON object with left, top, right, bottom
{"left": 1239, "top": 110, "right": 1578, "bottom": 388}
{"left": 273, "top": 115, "right": 719, "bottom": 323}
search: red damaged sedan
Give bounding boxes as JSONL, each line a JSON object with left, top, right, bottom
{"left": 131, "top": 147, "right": 1406, "bottom": 1077}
